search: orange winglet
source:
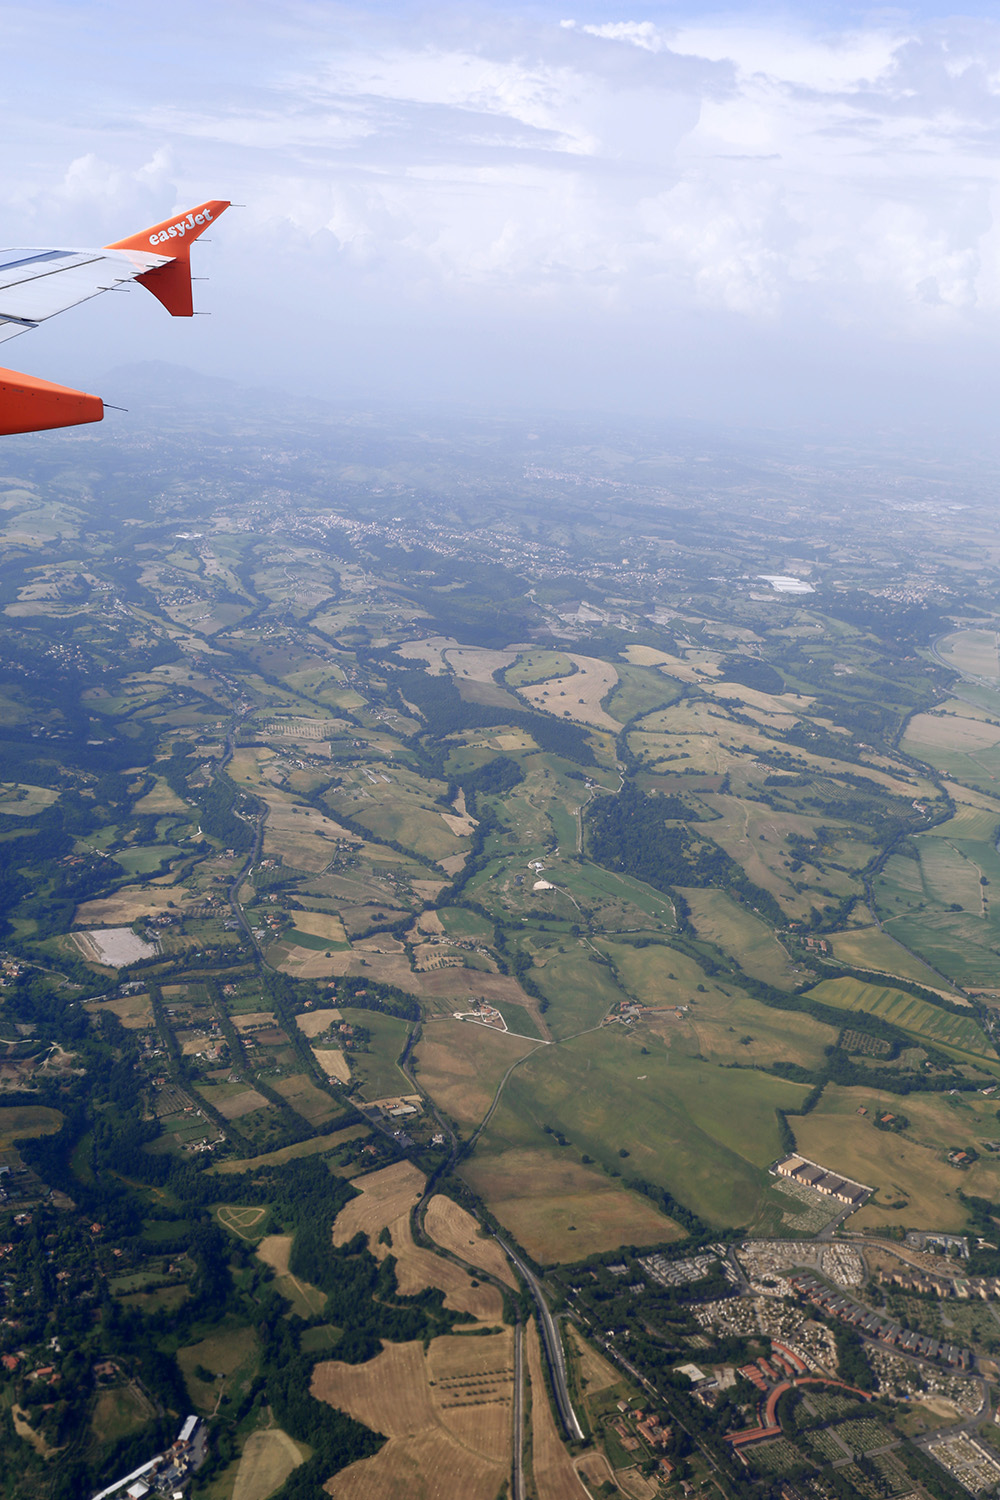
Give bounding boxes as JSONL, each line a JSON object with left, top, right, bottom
{"left": 106, "top": 200, "right": 230, "bottom": 317}
{"left": 0, "top": 367, "right": 103, "bottom": 436}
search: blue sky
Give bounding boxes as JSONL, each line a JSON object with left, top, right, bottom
{"left": 5, "top": 1, "right": 1000, "bottom": 432}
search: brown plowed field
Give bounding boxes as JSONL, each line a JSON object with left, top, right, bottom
{"left": 314, "top": 1331, "right": 513, "bottom": 1500}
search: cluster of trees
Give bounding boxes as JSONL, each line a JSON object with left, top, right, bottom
{"left": 392, "top": 664, "right": 597, "bottom": 764}
{"left": 588, "top": 781, "right": 782, "bottom": 921}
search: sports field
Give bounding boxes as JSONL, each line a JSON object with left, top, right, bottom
{"left": 215, "top": 1204, "right": 269, "bottom": 1242}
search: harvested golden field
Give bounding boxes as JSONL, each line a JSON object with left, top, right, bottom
{"left": 414, "top": 1018, "right": 539, "bottom": 1130}
{"left": 463, "top": 1149, "right": 682, "bottom": 1262}
{"left": 332, "top": 1161, "right": 426, "bottom": 1249}
{"left": 293, "top": 909, "right": 350, "bottom": 944}
{"left": 394, "top": 635, "right": 457, "bottom": 674}
{"left": 265, "top": 802, "right": 356, "bottom": 873}
{"left": 232, "top": 1012, "right": 277, "bottom": 1031}
{"left": 424, "top": 1194, "right": 516, "bottom": 1289}
{"left": 233, "top": 1428, "right": 308, "bottom": 1500}
{"left": 313, "top": 1048, "right": 351, "bottom": 1083}
{"left": 518, "top": 653, "right": 621, "bottom": 731}
{"left": 566, "top": 1326, "right": 618, "bottom": 1396}
{"left": 314, "top": 1331, "right": 513, "bottom": 1500}
{"left": 213, "top": 1088, "right": 272, "bottom": 1121}
{"left": 444, "top": 645, "right": 518, "bottom": 682}
{"left": 295, "top": 1008, "right": 342, "bottom": 1037}
{"left": 333, "top": 1163, "right": 502, "bottom": 1321}
{"left": 84, "top": 993, "right": 152, "bottom": 1028}
{"left": 526, "top": 1320, "right": 579, "bottom": 1500}
{"left": 74, "top": 885, "right": 193, "bottom": 925}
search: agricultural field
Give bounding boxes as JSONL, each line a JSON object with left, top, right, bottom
{"left": 231, "top": 1428, "right": 309, "bottom": 1500}
{"left": 473, "top": 1026, "right": 813, "bottom": 1231}
{"left": 413, "top": 1017, "right": 540, "bottom": 1131}
{"left": 423, "top": 1195, "right": 517, "bottom": 1289}
{"left": 673, "top": 888, "right": 801, "bottom": 987}
{"left": 793, "top": 1084, "right": 1000, "bottom": 1231}
{"left": 313, "top": 1331, "right": 515, "bottom": 1500}
{"left": 13, "top": 414, "right": 1000, "bottom": 1493}
{"left": 826, "top": 924, "right": 960, "bottom": 993}
{"left": 257, "top": 1234, "right": 329, "bottom": 1319}
{"left": 177, "top": 1327, "right": 260, "bottom": 1413}
{"left": 517, "top": 653, "right": 621, "bottom": 730}
{"left": 807, "top": 977, "right": 996, "bottom": 1068}
{"left": 0, "top": 1106, "right": 62, "bottom": 1148}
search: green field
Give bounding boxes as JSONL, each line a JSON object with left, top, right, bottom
{"left": 605, "top": 663, "right": 683, "bottom": 724}
{"left": 478, "top": 1026, "right": 811, "bottom": 1227}
{"left": 807, "top": 977, "right": 996, "bottom": 1067}
{"left": 677, "top": 887, "right": 801, "bottom": 988}
{"left": 505, "top": 650, "right": 575, "bottom": 688}
{"left": 827, "top": 925, "right": 960, "bottom": 993}
{"left": 346, "top": 1010, "right": 414, "bottom": 1100}
{"left": 529, "top": 945, "right": 631, "bottom": 1037}
{"left": 596, "top": 938, "right": 730, "bottom": 1008}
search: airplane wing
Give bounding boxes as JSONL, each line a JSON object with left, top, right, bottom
{"left": 0, "top": 199, "right": 229, "bottom": 436}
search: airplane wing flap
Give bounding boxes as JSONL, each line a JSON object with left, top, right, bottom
{"left": 0, "top": 249, "right": 167, "bottom": 329}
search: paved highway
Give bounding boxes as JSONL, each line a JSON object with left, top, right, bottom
{"left": 511, "top": 1320, "right": 526, "bottom": 1500}
{"left": 495, "top": 1233, "right": 585, "bottom": 1442}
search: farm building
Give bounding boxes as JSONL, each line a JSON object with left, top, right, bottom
{"left": 775, "top": 1154, "right": 870, "bottom": 1205}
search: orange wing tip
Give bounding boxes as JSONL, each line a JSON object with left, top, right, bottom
{"left": 106, "top": 199, "right": 230, "bottom": 318}
{"left": 106, "top": 200, "right": 230, "bottom": 255}
{"left": 0, "top": 368, "right": 103, "bottom": 436}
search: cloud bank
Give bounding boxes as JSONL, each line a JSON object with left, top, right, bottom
{"left": 5, "top": 2, "right": 1000, "bottom": 431}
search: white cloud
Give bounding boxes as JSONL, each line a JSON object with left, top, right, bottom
{"left": 7, "top": 2, "right": 1000, "bottom": 424}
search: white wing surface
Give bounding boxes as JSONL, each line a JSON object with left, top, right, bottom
{"left": 0, "top": 200, "right": 229, "bottom": 435}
